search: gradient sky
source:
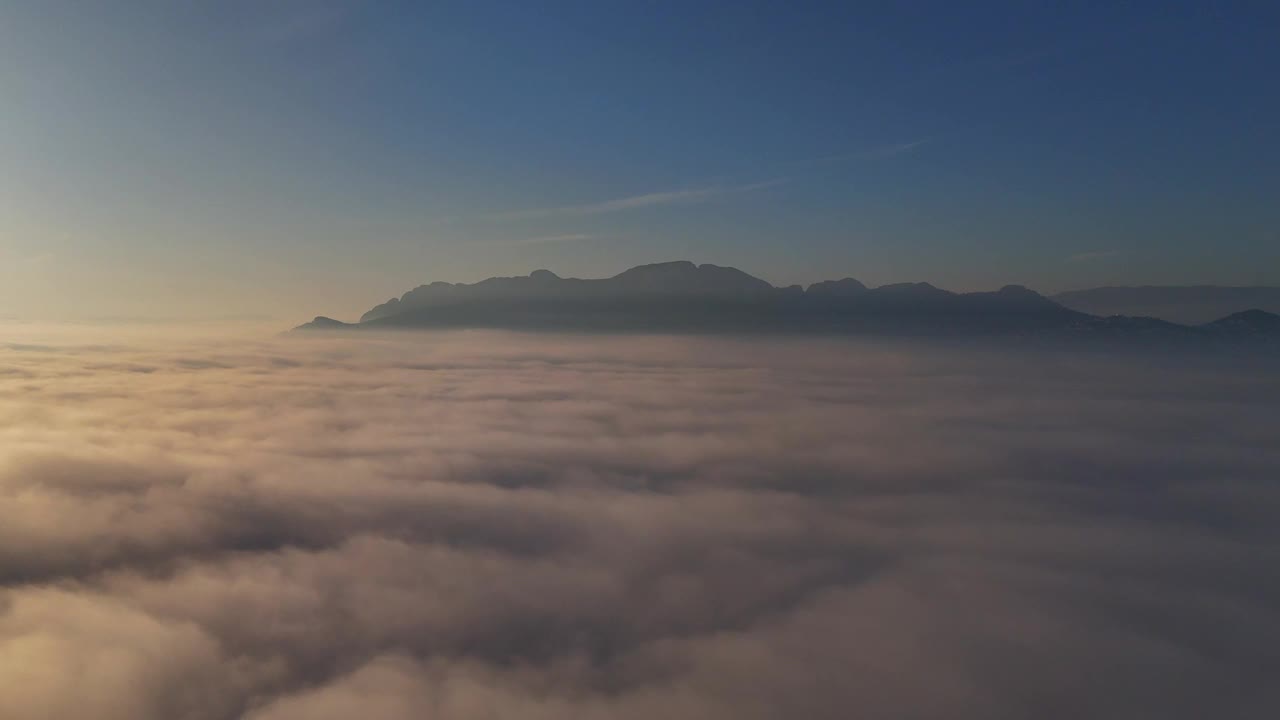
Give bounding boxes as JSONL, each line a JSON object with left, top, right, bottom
{"left": 2, "top": 0, "right": 1278, "bottom": 321}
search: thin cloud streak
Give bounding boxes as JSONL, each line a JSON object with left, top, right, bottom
{"left": 807, "top": 138, "right": 934, "bottom": 166}
{"left": 489, "top": 179, "right": 789, "bottom": 222}
{"left": 508, "top": 233, "right": 598, "bottom": 246}
{"left": 1069, "top": 249, "right": 1122, "bottom": 262}
{"left": 867, "top": 138, "right": 933, "bottom": 157}
{"left": 484, "top": 137, "right": 929, "bottom": 225}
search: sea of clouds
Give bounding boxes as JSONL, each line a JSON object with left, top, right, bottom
{"left": 1, "top": 325, "right": 1277, "bottom": 719}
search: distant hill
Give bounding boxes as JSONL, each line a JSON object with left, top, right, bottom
{"left": 295, "top": 316, "right": 353, "bottom": 331}
{"left": 1202, "top": 309, "right": 1280, "bottom": 338}
{"left": 1053, "top": 286, "right": 1280, "bottom": 324}
{"left": 293, "top": 262, "right": 1280, "bottom": 345}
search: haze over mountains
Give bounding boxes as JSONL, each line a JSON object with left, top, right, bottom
{"left": 296, "top": 261, "right": 1280, "bottom": 343}
{"left": 1053, "top": 286, "right": 1280, "bottom": 324}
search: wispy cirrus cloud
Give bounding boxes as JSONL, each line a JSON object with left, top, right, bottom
{"left": 865, "top": 138, "right": 933, "bottom": 157}
{"left": 489, "top": 178, "right": 788, "bottom": 222}
{"left": 485, "top": 137, "right": 929, "bottom": 225}
{"left": 508, "top": 233, "right": 598, "bottom": 246}
{"left": 1068, "top": 249, "right": 1122, "bottom": 262}
{"left": 810, "top": 138, "right": 935, "bottom": 165}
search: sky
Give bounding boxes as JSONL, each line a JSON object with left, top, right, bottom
{"left": 1, "top": 0, "right": 1278, "bottom": 321}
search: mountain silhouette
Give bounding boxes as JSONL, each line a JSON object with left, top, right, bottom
{"left": 360, "top": 262, "right": 780, "bottom": 323}
{"left": 1201, "top": 309, "right": 1280, "bottom": 337}
{"left": 806, "top": 278, "right": 868, "bottom": 297}
{"left": 1053, "top": 286, "right": 1280, "bottom": 324}
{"left": 295, "top": 262, "right": 1280, "bottom": 344}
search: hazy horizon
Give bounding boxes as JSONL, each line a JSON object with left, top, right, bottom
{"left": 9, "top": 259, "right": 1280, "bottom": 327}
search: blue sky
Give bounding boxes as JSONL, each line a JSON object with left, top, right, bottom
{"left": 1, "top": 1, "right": 1277, "bottom": 320}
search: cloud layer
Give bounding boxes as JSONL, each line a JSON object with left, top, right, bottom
{"left": 1, "top": 329, "right": 1278, "bottom": 719}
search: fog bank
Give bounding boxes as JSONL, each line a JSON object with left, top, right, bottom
{"left": 1, "top": 328, "right": 1277, "bottom": 719}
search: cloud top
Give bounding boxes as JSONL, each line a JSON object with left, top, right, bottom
{"left": 0, "top": 329, "right": 1277, "bottom": 719}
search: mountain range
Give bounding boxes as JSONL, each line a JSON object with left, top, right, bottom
{"left": 295, "top": 261, "right": 1280, "bottom": 343}
{"left": 1052, "top": 286, "right": 1280, "bottom": 324}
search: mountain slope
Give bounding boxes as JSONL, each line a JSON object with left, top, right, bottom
{"left": 1201, "top": 309, "right": 1280, "bottom": 339}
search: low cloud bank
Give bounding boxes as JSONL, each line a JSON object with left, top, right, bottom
{"left": 1, "top": 329, "right": 1278, "bottom": 719}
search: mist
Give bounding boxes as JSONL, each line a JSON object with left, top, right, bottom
{"left": 2, "top": 326, "right": 1277, "bottom": 719}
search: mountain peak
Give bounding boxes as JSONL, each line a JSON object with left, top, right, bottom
{"left": 1203, "top": 308, "right": 1280, "bottom": 334}
{"left": 293, "top": 316, "right": 352, "bottom": 331}
{"left": 610, "top": 261, "right": 774, "bottom": 294}
{"left": 807, "top": 278, "right": 868, "bottom": 296}
{"left": 1224, "top": 308, "right": 1280, "bottom": 323}
{"left": 998, "top": 284, "right": 1039, "bottom": 297}
{"left": 872, "top": 282, "right": 950, "bottom": 297}
{"left": 612, "top": 260, "right": 697, "bottom": 278}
